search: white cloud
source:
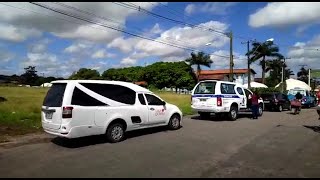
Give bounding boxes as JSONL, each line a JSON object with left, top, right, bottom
{"left": 185, "top": 2, "right": 237, "bottom": 15}
{"left": 108, "top": 37, "right": 140, "bottom": 53}
{"left": 249, "top": 2, "right": 320, "bottom": 28}
{"left": 28, "top": 38, "right": 51, "bottom": 53}
{"left": 91, "top": 49, "right": 116, "bottom": 59}
{"left": 64, "top": 41, "right": 93, "bottom": 53}
{"left": 150, "top": 23, "right": 163, "bottom": 34}
{"left": 0, "top": 2, "right": 162, "bottom": 43}
{"left": 286, "top": 35, "right": 320, "bottom": 74}
{"left": 133, "top": 21, "right": 229, "bottom": 58}
{"left": 0, "top": 23, "right": 41, "bottom": 42}
{"left": 0, "top": 50, "right": 14, "bottom": 62}
{"left": 121, "top": 57, "right": 137, "bottom": 66}
{"left": 185, "top": 4, "right": 195, "bottom": 15}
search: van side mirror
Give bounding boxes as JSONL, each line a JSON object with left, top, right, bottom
{"left": 162, "top": 101, "right": 166, "bottom": 106}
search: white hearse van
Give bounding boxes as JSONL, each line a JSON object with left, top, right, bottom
{"left": 191, "top": 80, "right": 264, "bottom": 120}
{"left": 41, "top": 80, "right": 182, "bottom": 143}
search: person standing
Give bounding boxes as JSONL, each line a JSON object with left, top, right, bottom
{"left": 316, "top": 91, "right": 320, "bottom": 120}
{"left": 251, "top": 90, "right": 259, "bottom": 119}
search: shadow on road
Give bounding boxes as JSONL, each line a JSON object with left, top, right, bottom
{"left": 191, "top": 114, "right": 252, "bottom": 121}
{"left": 303, "top": 125, "right": 320, "bottom": 133}
{"left": 51, "top": 126, "right": 173, "bottom": 148}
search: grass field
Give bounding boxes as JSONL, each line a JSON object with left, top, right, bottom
{"left": 0, "top": 87, "right": 192, "bottom": 140}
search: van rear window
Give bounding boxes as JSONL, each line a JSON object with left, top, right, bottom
{"left": 194, "top": 82, "right": 216, "bottom": 94}
{"left": 43, "top": 83, "right": 66, "bottom": 107}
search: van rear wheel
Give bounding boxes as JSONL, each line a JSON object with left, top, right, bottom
{"left": 228, "top": 106, "right": 238, "bottom": 121}
{"left": 106, "top": 123, "right": 125, "bottom": 143}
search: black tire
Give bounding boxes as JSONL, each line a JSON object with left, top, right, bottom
{"left": 258, "top": 104, "right": 263, "bottom": 116}
{"left": 199, "top": 112, "right": 210, "bottom": 120}
{"left": 106, "top": 123, "right": 125, "bottom": 143}
{"left": 228, "top": 106, "right": 238, "bottom": 121}
{"left": 278, "top": 105, "right": 283, "bottom": 112}
{"left": 168, "top": 114, "right": 181, "bottom": 130}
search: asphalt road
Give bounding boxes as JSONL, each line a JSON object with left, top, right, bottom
{"left": 0, "top": 109, "right": 320, "bottom": 178}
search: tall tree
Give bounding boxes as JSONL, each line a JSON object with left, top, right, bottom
{"left": 297, "top": 67, "right": 308, "bottom": 84}
{"left": 185, "top": 52, "right": 213, "bottom": 81}
{"left": 248, "top": 41, "right": 283, "bottom": 84}
{"left": 69, "top": 68, "right": 100, "bottom": 80}
{"left": 20, "top": 66, "right": 39, "bottom": 85}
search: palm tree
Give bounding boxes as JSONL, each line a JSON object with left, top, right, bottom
{"left": 265, "top": 59, "right": 284, "bottom": 83}
{"left": 185, "top": 52, "right": 213, "bottom": 81}
{"left": 248, "top": 41, "right": 283, "bottom": 84}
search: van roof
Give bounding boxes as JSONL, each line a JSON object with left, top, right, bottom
{"left": 51, "top": 80, "right": 152, "bottom": 93}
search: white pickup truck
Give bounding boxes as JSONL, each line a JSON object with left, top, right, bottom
{"left": 191, "top": 80, "right": 264, "bottom": 121}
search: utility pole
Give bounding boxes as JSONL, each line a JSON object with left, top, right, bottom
{"left": 241, "top": 40, "right": 251, "bottom": 88}
{"left": 228, "top": 31, "right": 234, "bottom": 82}
{"left": 281, "top": 57, "right": 290, "bottom": 92}
{"left": 308, "top": 68, "right": 311, "bottom": 87}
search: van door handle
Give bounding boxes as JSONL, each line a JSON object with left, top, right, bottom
{"left": 150, "top": 108, "right": 155, "bottom": 111}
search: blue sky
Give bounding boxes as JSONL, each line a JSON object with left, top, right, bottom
{"left": 0, "top": 2, "right": 319, "bottom": 78}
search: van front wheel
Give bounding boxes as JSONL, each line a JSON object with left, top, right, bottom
{"left": 106, "top": 123, "right": 125, "bottom": 143}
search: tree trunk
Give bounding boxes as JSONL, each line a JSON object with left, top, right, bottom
{"left": 261, "top": 56, "right": 266, "bottom": 84}
{"left": 197, "top": 64, "right": 201, "bottom": 82}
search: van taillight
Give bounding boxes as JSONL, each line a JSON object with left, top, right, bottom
{"left": 62, "top": 107, "right": 73, "bottom": 118}
{"left": 217, "top": 97, "right": 222, "bottom": 106}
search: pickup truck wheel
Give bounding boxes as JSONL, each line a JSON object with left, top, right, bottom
{"left": 228, "top": 106, "right": 238, "bottom": 121}
{"left": 258, "top": 104, "right": 263, "bottom": 116}
{"left": 106, "top": 123, "right": 125, "bottom": 143}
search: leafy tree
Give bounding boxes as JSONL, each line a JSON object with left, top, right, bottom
{"left": 20, "top": 66, "right": 39, "bottom": 85}
{"left": 297, "top": 67, "right": 308, "bottom": 84}
{"left": 248, "top": 41, "right": 283, "bottom": 84}
{"left": 185, "top": 52, "right": 213, "bottom": 81}
{"left": 69, "top": 68, "right": 100, "bottom": 80}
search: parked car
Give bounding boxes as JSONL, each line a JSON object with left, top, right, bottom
{"left": 191, "top": 80, "right": 264, "bottom": 121}
{"left": 260, "top": 92, "right": 291, "bottom": 112}
{"left": 41, "top": 80, "right": 183, "bottom": 143}
{"left": 287, "top": 88, "right": 316, "bottom": 108}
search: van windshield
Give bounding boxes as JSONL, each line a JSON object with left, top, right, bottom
{"left": 43, "top": 83, "right": 67, "bottom": 107}
{"left": 288, "top": 89, "right": 306, "bottom": 96}
{"left": 194, "top": 82, "right": 216, "bottom": 94}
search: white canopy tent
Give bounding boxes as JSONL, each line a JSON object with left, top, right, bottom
{"left": 243, "top": 82, "right": 268, "bottom": 88}
{"left": 40, "top": 83, "right": 52, "bottom": 87}
{"left": 275, "top": 78, "right": 311, "bottom": 91}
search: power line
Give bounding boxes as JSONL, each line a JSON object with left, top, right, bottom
{"left": 28, "top": 2, "right": 230, "bottom": 59}
{"left": 52, "top": 2, "right": 208, "bottom": 49}
{"left": 112, "top": 2, "right": 228, "bottom": 37}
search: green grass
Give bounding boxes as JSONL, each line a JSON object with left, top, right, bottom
{"left": 0, "top": 87, "right": 192, "bottom": 137}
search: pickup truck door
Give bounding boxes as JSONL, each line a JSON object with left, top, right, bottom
{"left": 236, "top": 87, "right": 247, "bottom": 109}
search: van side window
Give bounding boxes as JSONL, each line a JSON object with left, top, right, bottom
{"left": 138, "top": 94, "right": 146, "bottom": 105}
{"left": 80, "top": 83, "right": 136, "bottom": 105}
{"left": 145, "top": 94, "right": 163, "bottom": 106}
{"left": 71, "top": 87, "right": 107, "bottom": 106}
{"left": 220, "top": 83, "right": 236, "bottom": 94}
{"left": 194, "top": 82, "right": 216, "bottom": 94}
{"left": 236, "top": 87, "right": 244, "bottom": 95}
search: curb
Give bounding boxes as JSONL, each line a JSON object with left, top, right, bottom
{"left": 0, "top": 133, "right": 54, "bottom": 149}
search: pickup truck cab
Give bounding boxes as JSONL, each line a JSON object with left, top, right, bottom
{"left": 191, "top": 80, "right": 264, "bottom": 121}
